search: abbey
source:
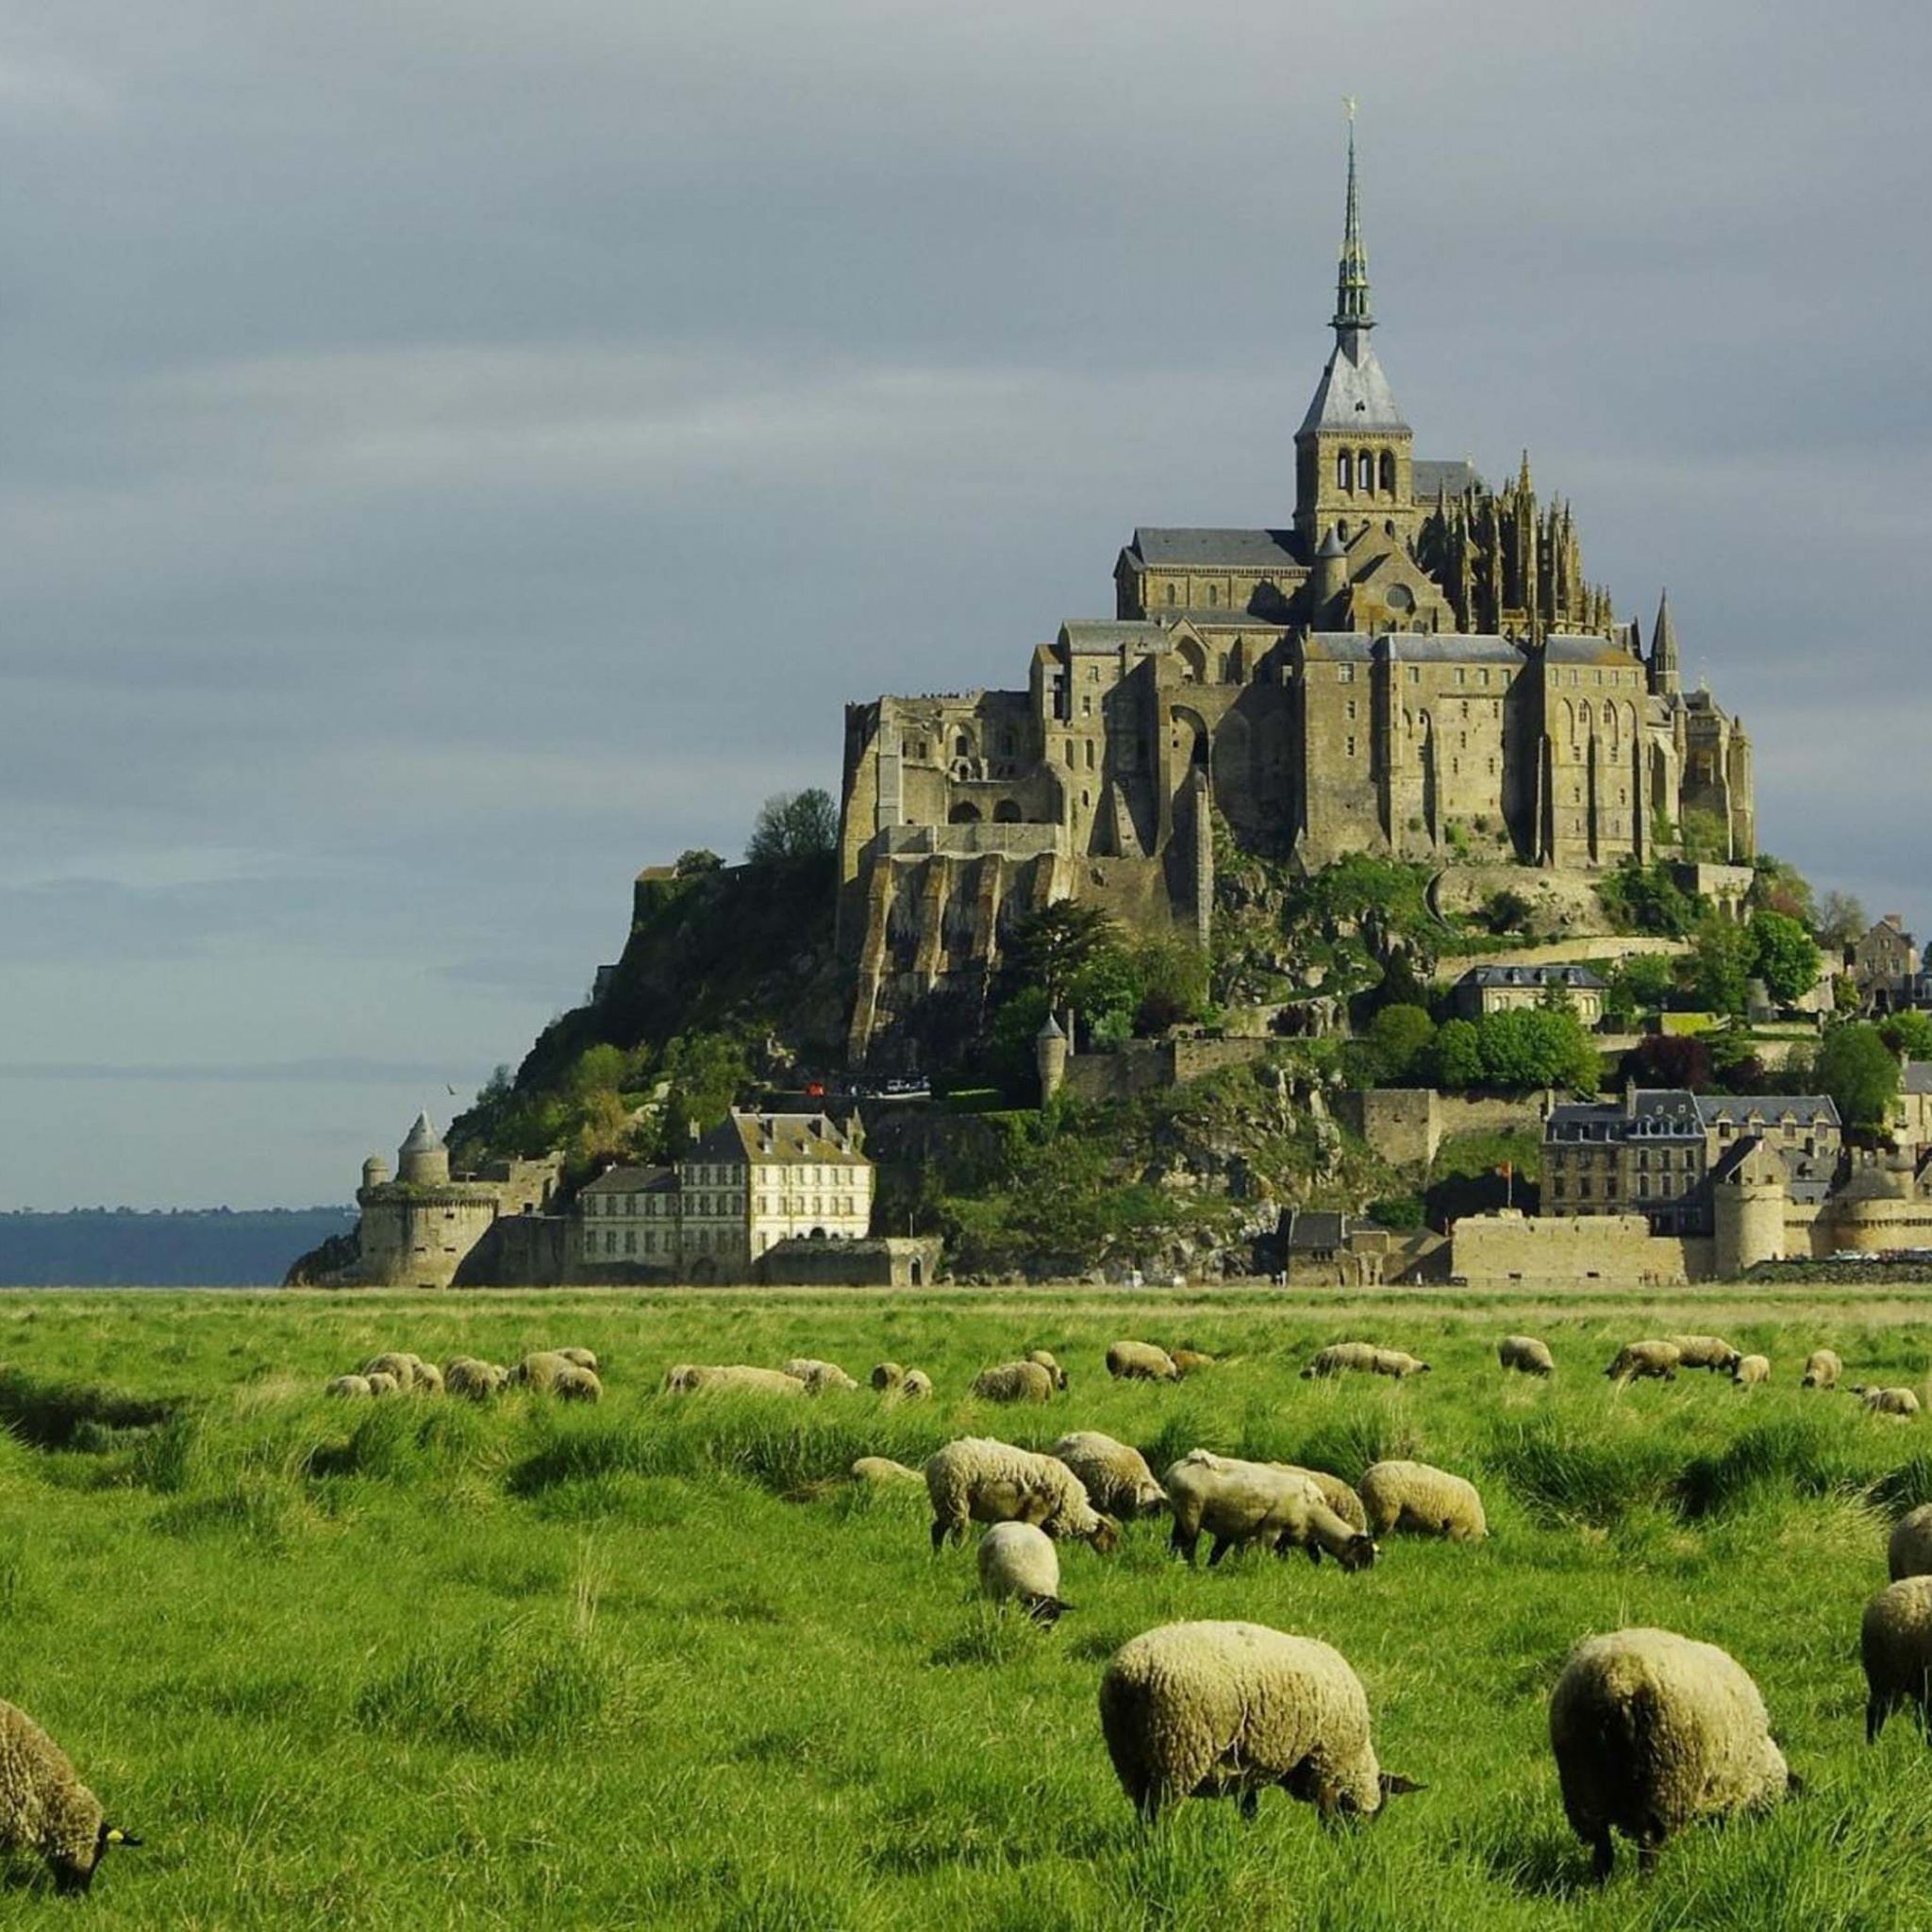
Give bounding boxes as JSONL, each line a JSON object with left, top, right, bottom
{"left": 837, "top": 126, "right": 1755, "bottom": 1065}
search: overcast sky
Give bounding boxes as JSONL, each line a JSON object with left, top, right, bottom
{"left": 0, "top": 1, "right": 1925, "bottom": 1208}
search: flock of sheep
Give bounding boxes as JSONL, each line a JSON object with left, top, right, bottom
{"left": 323, "top": 1347, "right": 605, "bottom": 1403}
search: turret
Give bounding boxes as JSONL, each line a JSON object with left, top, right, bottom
{"left": 1035, "top": 1012, "right": 1069, "bottom": 1105}
{"left": 397, "top": 1111, "right": 450, "bottom": 1187}
{"left": 1649, "top": 589, "right": 1681, "bottom": 697}
{"left": 1309, "top": 528, "right": 1348, "bottom": 614}
{"left": 360, "top": 1154, "right": 391, "bottom": 1194}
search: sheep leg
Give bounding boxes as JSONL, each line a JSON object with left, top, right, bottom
{"left": 1636, "top": 1837, "right": 1662, "bottom": 1881}
{"left": 1866, "top": 1694, "right": 1891, "bottom": 1744}
{"left": 930, "top": 1516, "right": 962, "bottom": 1553}
{"left": 1207, "top": 1535, "right": 1232, "bottom": 1568}
{"left": 1237, "top": 1789, "right": 1259, "bottom": 1822}
{"left": 1590, "top": 1833, "right": 1615, "bottom": 1883}
{"left": 1169, "top": 1522, "right": 1198, "bottom": 1564}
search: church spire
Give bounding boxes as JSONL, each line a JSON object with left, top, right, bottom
{"left": 1333, "top": 99, "right": 1373, "bottom": 337}
{"left": 1649, "top": 589, "right": 1681, "bottom": 696}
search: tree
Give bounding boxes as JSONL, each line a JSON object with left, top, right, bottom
{"left": 1749, "top": 854, "right": 1816, "bottom": 930}
{"left": 1817, "top": 890, "right": 1868, "bottom": 951}
{"left": 1680, "top": 808, "right": 1733, "bottom": 863}
{"left": 1604, "top": 952, "right": 1676, "bottom": 1025}
{"left": 1132, "top": 932, "right": 1209, "bottom": 1033}
{"left": 1881, "top": 1010, "right": 1932, "bottom": 1062}
{"left": 745, "top": 789, "right": 838, "bottom": 866}
{"left": 1475, "top": 1008, "right": 1600, "bottom": 1092}
{"left": 1747, "top": 911, "right": 1822, "bottom": 1008}
{"left": 1619, "top": 1033, "right": 1713, "bottom": 1092}
{"left": 674, "top": 848, "right": 723, "bottom": 877}
{"left": 1357, "top": 1004, "right": 1436, "bottom": 1086}
{"left": 1429, "top": 1019, "right": 1486, "bottom": 1090}
{"left": 1006, "top": 902, "right": 1119, "bottom": 1008}
{"left": 1814, "top": 1022, "right": 1900, "bottom": 1134}
{"left": 1597, "top": 858, "right": 1697, "bottom": 938}
{"left": 1690, "top": 918, "right": 1753, "bottom": 1018}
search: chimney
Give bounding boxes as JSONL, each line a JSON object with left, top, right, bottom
{"left": 1624, "top": 1078, "right": 1639, "bottom": 1121}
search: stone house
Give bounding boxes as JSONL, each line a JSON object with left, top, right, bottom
{"left": 1849, "top": 915, "right": 1922, "bottom": 1012}
{"left": 1452, "top": 962, "right": 1605, "bottom": 1026}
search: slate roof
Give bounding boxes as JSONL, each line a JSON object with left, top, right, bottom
{"left": 1284, "top": 1209, "right": 1347, "bottom": 1252}
{"left": 690, "top": 1110, "right": 869, "bottom": 1169}
{"left": 1546, "top": 1091, "right": 1703, "bottom": 1141}
{"left": 1298, "top": 338, "right": 1409, "bottom": 435}
{"left": 399, "top": 1112, "right": 443, "bottom": 1155}
{"left": 1058, "top": 620, "right": 1169, "bottom": 654}
{"left": 1129, "top": 528, "right": 1303, "bottom": 570}
{"left": 1382, "top": 633, "right": 1525, "bottom": 664}
{"left": 1695, "top": 1095, "right": 1840, "bottom": 1129}
{"left": 1904, "top": 1063, "right": 1932, "bottom": 1096}
{"left": 1413, "top": 458, "right": 1483, "bottom": 498}
{"left": 580, "top": 1164, "right": 677, "bottom": 1196}
{"left": 1544, "top": 635, "right": 1640, "bottom": 665}
{"left": 1461, "top": 964, "right": 1605, "bottom": 991}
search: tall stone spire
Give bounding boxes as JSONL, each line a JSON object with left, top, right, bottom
{"left": 1649, "top": 589, "right": 1681, "bottom": 696}
{"left": 1333, "top": 99, "right": 1374, "bottom": 339}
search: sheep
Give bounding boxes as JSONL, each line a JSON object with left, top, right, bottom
{"left": 362, "top": 1351, "right": 423, "bottom": 1387}
{"left": 850, "top": 1456, "right": 924, "bottom": 1485}
{"left": 1300, "top": 1341, "right": 1380, "bottom": 1379}
{"left": 1604, "top": 1341, "right": 1681, "bottom": 1384}
{"left": 1107, "top": 1341, "right": 1182, "bottom": 1382}
{"left": 1170, "top": 1348, "right": 1215, "bottom": 1376}
{"left": 1800, "top": 1348, "right": 1842, "bottom": 1391}
{"left": 1861, "top": 1576, "right": 1932, "bottom": 1742}
{"left": 977, "top": 1522, "right": 1070, "bottom": 1623}
{"left": 1855, "top": 1386, "right": 1922, "bottom": 1419}
{"left": 365, "top": 1372, "right": 402, "bottom": 1396}
{"left": 1731, "top": 1355, "right": 1771, "bottom": 1389}
{"left": 512, "top": 1350, "right": 574, "bottom": 1391}
{"left": 780, "top": 1357, "right": 860, "bottom": 1394}
{"left": 871, "top": 1361, "right": 904, "bottom": 1391}
{"left": 1549, "top": 1627, "right": 1796, "bottom": 1879}
{"left": 1162, "top": 1452, "right": 1376, "bottom": 1570}
{"left": 924, "top": 1437, "right": 1120, "bottom": 1554}
{"left": 1279, "top": 1466, "right": 1369, "bottom": 1532}
{"left": 0, "top": 1699, "right": 140, "bottom": 1894}
{"left": 1025, "top": 1349, "right": 1069, "bottom": 1391}
{"left": 1498, "top": 1335, "right": 1556, "bottom": 1376}
{"left": 661, "top": 1363, "right": 808, "bottom": 1397}
{"left": 1887, "top": 1504, "right": 1932, "bottom": 1581}
{"left": 971, "top": 1360, "right": 1057, "bottom": 1404}
{"left": 411, "top": 1360, "right": 445, "bottom": 1395}
{"left": 557, "top": 1347, "right": 598, "bottom": 1371}
{"left": 1669, "top": 1334, "right": 1743, "bottom": 1374}
{"left": 1358, "top": 1459, "right": 1487, "bottom": 1541}
{"left": 553, "top": 1365, "right": 603, "bottom": 1402}
{"left": 443, "top": 1357, "right": 508, "bottom": 1400}
{"left": 1372, "top": 1348, "right": 1431, "bottom": 1378}
{"left": 1050, "top": 1431, "right": 1167, "bottom": 1518}
{"left": 1098, "top": 1621, "right": 1422, "bottom": 1824}
{"left": 898, "top": 1370, "right": 934, "bottom": 1400}
{"left": 325, "top": 1374, "right": 373, "bottom": 1399}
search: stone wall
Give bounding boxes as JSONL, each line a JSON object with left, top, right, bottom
{"left": 1451, "top": 1209, "right": 1710, "bottom": 1287}
{"left": 758, "top": 1235, "right": 941, "bottom": 1287}
{"left": 1062, "top": 1036, "right": 1274, "bottom": 1103}
{"left": 1335, "top": 1088, "right": 1547, "bottom": 1174}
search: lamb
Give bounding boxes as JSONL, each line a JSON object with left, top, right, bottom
{"left": 1170, "top": 1348, "right": 1215, "bottom": 1376}
{"left": 1668, "top": 1334, "right": 1743, "bottom": 1374}
{"left": 1098, "top": 1621, "right": 1422, "bottom": 1824}
{"left": 1549, "top": 1627, "right": 1795, "bottom": 1878}
{"left": 1358, "top": 1459, "right": 1487, "bottom": 1541}
{"left": 976, "top": 1522, "right": 1070, "bottom": 1622}
{"left": 1887, "top": 1503, "right": 1932, "bottom": 1581}
{"left": 553, "top": 1365, "right": 603, "bottom": 1402}
{"left": 898, "top": 1370, "right": 934, "bottom": 1400}
{"left": 971, "top": 1360, "right": 1057, "bottom": 1404}
{"left": 923, "top": 1437, "right": 1120, "bottom": 1553}
{"left": 1106, "top": 1341, "right": 1182, "bottom": 1382}
{"left": 871, "top": 1361, "right": 904, "bottom": 1391}
{"left": 0, "top": 1699, "right": 140, "bottom": 1894}
{"left": 1498, "top": 1335, "right": 1556, "bottom": 1376}
{"left": 1300, "top": 1342, "right": 1380, "bottom": 1379}
{"left": 1861, "top": 1576, "right": 1932, "bottom": 1742}
{"left": 1855, "top": 1386, "right": 1922, "bottom": 1419}
{"left": 1800, "top": 1348, "right": 1842, "bottom": 1391}
{"left": 325, "top": 1374, "right": 373, "bottom": 1398}
{"left": 443, "top": 1357, "right": 508, "bottom": 1400}
{"left": 1731, "top": 1355, "right": 1771, "bottom": 1388}
{"left": 1604, "top": 1341, "right": 1681, "bottom": 1384}
{"left": 1162, "top": 1452, "right": 1376, "bottom": 1570}
{"left": 661, "top": 1363, "right": 808, "bottom": 1397}
{"left": 1026, "top": 1349, "right": 1070, "bottom": 1391}
{"left": 780, "top": 1357, "right": 860, "bottom": 1393}
{"left": 1050, "top": 1432, "right": 1167, "bottom": 1517}
{"left": 850, "top": 1456, "right": 924, "bottom": 1485}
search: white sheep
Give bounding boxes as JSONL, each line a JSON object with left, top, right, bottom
{"left": 361, "top": 1351, "right": 422, "bottom": 1387}
{"left": 1669, "top": 1334, "right": 1743, "bottom": 1374}
{"left": 1358, "top": 1460, "right": 1487, "bottom": 1541}
{"left": 1050, "top": 1431, "right": 1166, "bottom": 1517}
{"left": 1279, "top": 1465, "right": 1368, "bottom": 1531}
{"left": 1162, "top": 1452, "right": 1376, "bottom": 1570}
{"left": 850, "top": 1456, "right": 924, "bottom": 1485}
{"left": 976, "top": 1522, "right": 1069, "bottom": 1622}
{"left": 660, "top": 1364, "right": 807, "bottom": 1397}
{"left": 1498, "top": 1335, "right": 1556, "bottom": 1376}
{"left": 1604, "top": 1341, "right": 1681, "bottom": 1383}
{"left": 1731, "top": 1355, "right": 1771, "bottom": 1388}
{"left": 971, "top": 1360, "right": 1057, "bottom": 1404}
{"left": 1171, "top": 1347, "right": 1215, "bottom": 1376}
{"left": 1856, "top": 1386, "right": 1922, "bottom": 1419}
{"left": 411, "top": 1360, "right": 445, "bottom": 1395}
{"left": 443, "top": 1357, "right": 508, "bottom": 1400}
{"left": 1800, "top": 1348, "right": 1842, "bottom": 1390}
{"left": 1862, "top": 1576, "right": 1932, "bottom": 1742}
{"left": 1025, "top": 1349, "right": 1069, "bottom": 1391}
{"left": 0, "top": 1700, "right": 140, "bottom": 1895}
{"left": 512, "top": 1351, "right": 575, "bottom": 1391}
{"left": 557, "top": 1347, "right": 598, "bottom": 1371}
{"left": 325, "top": 1374, "right": 373, "bottom": 1399}
{"left": 1300, "top": 1341, "right": 1380, "bottom": 1379}
{"left": 1370, "top": 1348, "right": 1430, "bottom": 1379}
{"left": 1550, "top": 1627, "right": 1794, "bottom": 1878}
{"left": 365, "top": 1372, "right": 402, "bottom": 1396}
{"left": 923, "top": 1437, "right": 1120, "bottom": 1553}
{"left": 781, "top": 1357, "right": 860, "bottom": 1393}
{"left": 1106, "top": 1341, "right": 1181, "bottom": 1382}
{"left": 1887, "top": 1504, "right": 1932, "bottom": 1581}
{"left": 1098, "top": 1621, "right": 1422, "bottom": 1824}
{"left": 553, "top": 1365, "right": 603, "bottom": 1402}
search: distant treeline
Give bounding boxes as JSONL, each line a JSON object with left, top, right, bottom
{"left": 0, "top": 1208, "right": 357, "bottom": 1288}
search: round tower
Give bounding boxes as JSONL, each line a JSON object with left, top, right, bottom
{"left": 1035, "top": 1012, "right": 1068, "bottom": 1106}
{"left": 1310, "top": 528, "right": 1348, "bottom": 613}
{"left": 1713, "top": 1139, "right": 1785, "bottom": 1278}
{"left": 360, "top": 1154, "right": 391, "bottom": 1194}
{"left": 397, "top": 1111, "right": 450, "bottom": 1187}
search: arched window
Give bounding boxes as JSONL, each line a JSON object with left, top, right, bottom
{"left": 1357, "top": 450, "right": 1374, "bottom": 491}
{"left": 993, "top": 800, "right": 1022, "bottom": 824}
{"left": 1207, "top": 584, "right": 1220, "bottom": 607}
{"left": 947, "top": 802, "right": 981, "bottom": 824}
{"left": 1165, "top": 583, "right": 1176, "bottom": 607}
{"left": 1379, "top": 451, "right": 1395, "bottom": 493}
{"left": 1337, "top": 452, "right": 1351, "bottom": 491}
{"left": 954, "top": 733, "right": 972, "bottom": 759}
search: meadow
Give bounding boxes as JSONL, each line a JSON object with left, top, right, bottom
{"left": 5, "top": 1285, "right": 1932, "bottom": 1930}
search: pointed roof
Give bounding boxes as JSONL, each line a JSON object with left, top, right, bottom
{"left": 1651, "top": 589, "right": 1680, "bottom": 666}
{"left": 1036, "top": 1013, "right": 1066, "bottom": 1041}
{"left": 399, "top": 1111, "right": 442, "bottom": 1155}
{"left": 1333, "top": 105, "right": 1373, "bottom": 333}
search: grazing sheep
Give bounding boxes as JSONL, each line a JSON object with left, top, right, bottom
{"left": 557, "top": 1347, "right": 598, "bottom": 1371}
{"left": 1171, "top": 1348, "right": 1214, "bottom": 1376}
{"left": 410, "top": 1360, "right": 445, "bottom": 1395}
{"left": 0, "top": 1701, "right": 139, "bottom": 1895}
{"left": 1861, "top": 1576, "right": 1932, "bottom": 1742}
{"left": 898, "top": 1370, "right": 934, "bottom": 1400}
{"left": 661, "top": 1363, "right": 808, "bottom": 1397}
{"left": 1669, "top": 1334, "right": 1743, "bottom": 1374}
{"left": 1856, "top": 1386, "right": 1923, "bottom": 1419}
{"left": 1550, "top": 1627, "right": 1795, "bottom": 1878}
{"left": 1025, "top": 1349, "right": 1069, "bottom": 1391}
{"left": 1732, "top": 1355, "right": 1771, "bottom": 1389}
{"left": 1050, "top": 1432, "right": 1167, "bottom": 1518}
{"left": 971, "top": 1360, "right": 1057, "bottom": 1405}
{"left": 1498, "top": 1335, "right": 1557, "bottom": 1376}
{"left": 924, "top": 1438, "right": 1120, "bottom": 1554}
{"left": 1800, "top": 1349, "right": 1842, "bottom": 1391}
{"left": 325, "top": 1374, "right": 373, "bottom": 1399}
{"left": 871, "top": 1361, "right": 904, "bottom": 1391}
{"left": 1887, "top": 1504, "right": 1932, "bottom": 1581}
{"left": 1300, "top": 1341, "right": 1380, "bottom": 1379}
{"left": 361, "top": 1351, "right": 422, "bottom": 1387}
{"left": 1106, "top": 1341, "right": 1182, "bottom": 1382}
{"left": 850, "top": 1456, "right": 924, "bottom": 1485}
{"left": 1279, "top": 1466, "right": 1369, "bottom": 1533}
{"left": 1162, "top": 1452, "right": 1376, "bottom": 1570}
{"left": 781, "top": 1357, "right": 861, "bottom": 1394}
{"left": 1358, "top": 1460, "right": 1487, "bottom": 1541}
{"left": 365, "top": 1372, "right": 402, "bottom": 1396}
{"left": 1604, "top": 1341, "right": 1681, "bottom": 1384}
{"left": 512, "top": 1351, "right": 575, "bottom": 1392}
{"left": 977, "top": 1522, "right": 1069, "bottom": 1623}
{"left": 443, "top": 1357, "right": 508, "bottom": 1400}
{"left": 1370, "top": 1349, "right": 1430, "bottom": 1379}
{"left": 553, "top": 1365, "right": 603, "bottom": 1402}
{"left": 1098, "top": 1621, "right": 1422, "bottom": 1824}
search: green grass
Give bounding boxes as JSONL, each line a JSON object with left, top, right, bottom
{"left": 2, "top": 1284, "right": 1932, "bottom": 1926}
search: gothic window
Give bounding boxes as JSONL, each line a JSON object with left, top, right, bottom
{"left": 1379, "top": 451, "right": 1395, "bottom": 492}
{"left": 1456, "top": 668, "right": 1466, "bottom": 686}
{"left": 1337, "top": 453, "right": 1351, "bottom": 491}
{"left": 1357, "top": 450, "right": 1373, "bottom": 490}
{"left": 1081, "top": 693, "right": 1091, "bottom": 716}
{"left": 954, "top": 733, "right": 971, "bottom": 758}
{"left": 1084, "top": 740, "right": 1095, "bottom": 771}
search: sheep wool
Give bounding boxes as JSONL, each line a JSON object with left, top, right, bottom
{"left": 1278, "top": 1466, "right": 1369, "bottom": 1532}
{"left": 1162, "top": 1452, "right": 1375, "bottom": 1569}
{"left": 1604, "top": 1341, "right": 1681, "bottom": 1383}
{"left": 1025, "top": 1350, "right": 1069, "bottom": 1391}
{"left": 1358, "top": 1460, "right": 1487, "bottom": 1541}
{"left": 1498, "top": 1335, "right": 1556, "bottom": 1376}
{"left": 557, "top": 1347, "right": 598, "bottom": 1371}
{"left": 781, "top": 1357, "right": 860, "bottom": 1394}
{"left": 325, "top": 1374, "right": 373, "bottom": 1399}
{"left": 513, "top": 1351, "right": 575, "bottom": 1392}
{"left": 1800, "top": 1348, "right": 1842, "bottom": 1390}
{"left": 1857, "top": 1386, "right": 1922, "bottom": 1419}
{"left": 0, "top": 1700, "right": 133, "bottom": 1895}
{"left": 1669, "top": 1334, "right": 1743, "bottom": 1374}
{"left": 362, "top": 1352, "right": 422, "bottom": 1387}
{"left": 1732, "top": 1355, "right": 1771, "bottom": 1388}
{"left": 1300, "top": 1341, "right": 1380, "bottom": 1379}
{"left": 850, "top": 1456, "right": 924, "bottom": 1485}
{"left": 1106, "top": 1341, "right": 1181, "bottom": 1382}
{"left": 1098, "top": 1621, "right": 1418, "bottom": 1824}
{"left": 977, "top": 1522, "right": 1068, "bottom": 1622}
{"left": 1370, "top": 1349, "right": 1430, "bottom": 1379}
{"left": 1887, "top": 1504, "right": 1932, "bottom": 1582}
{"left": 971, "top": 1360, "right": 1057, "bottom": 1405}
{"left": 553, "top": 1365, "right": 603, "bottom": 1402}
{"left": 1550, "top": 1627, "right": 1792, "bottom": 1877}
{"left": 411, "top": 1360, "right": 445, "bottom": 1394}
{"left": 1170, "top": 1348, "right": 1214, "bottom": 1376}
{"left": 365, "top": 1372, "right": 402, "bottom": 1396}
{"left": 1050, "top": 1431, "right": 1167, "bottom": 1517}
{"left": 1861, "top": 1576, "right": 1932, "bottom": 1742}
{"left": 661, "top": 1364, "right": 808, "bottom": 1397}
{"left": 924, "top": 1438, "right": 1119, "bottom": 1553}
{"left": 444, "top": 1358, "right": 508, "bottom": 1400}
{"left": 870, "top": 1362, "right": 904, "bottom": 1391}
{"left": 898, "top": 1370, "right": 934, "bottom": 1400}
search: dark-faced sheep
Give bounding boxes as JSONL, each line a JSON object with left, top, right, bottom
{"left": 1669, "top": 1335, "right": 1743, "bottom": 1374}
{"left": 0, "top": 1700, "right": 140, "bottom": 1894}
{"left": 977, "top": 1522, "right": 1070, "bottom": 1622}
{"left": 1604, "top": 1341, "right": 1681, "bottom": 1384}
{"left": 971, "top": 1360, "right": 1056, "bottom": 1404}
{"left": 1863, "top": 1576, "right": 1932, "bottom": 1742}
{"left": 1800, "top": 1348, "right": 1841, "bottom": 1390}
{"left": 1050, "top": 1432, "right": 1166, "bottom": 1517}
{"left": 923, "top": 1438, "right": 1119, "bottom": 1554}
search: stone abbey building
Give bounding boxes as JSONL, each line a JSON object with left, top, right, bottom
{"left": 837, "top": 126, "right": 1756, "bottom": 1065}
